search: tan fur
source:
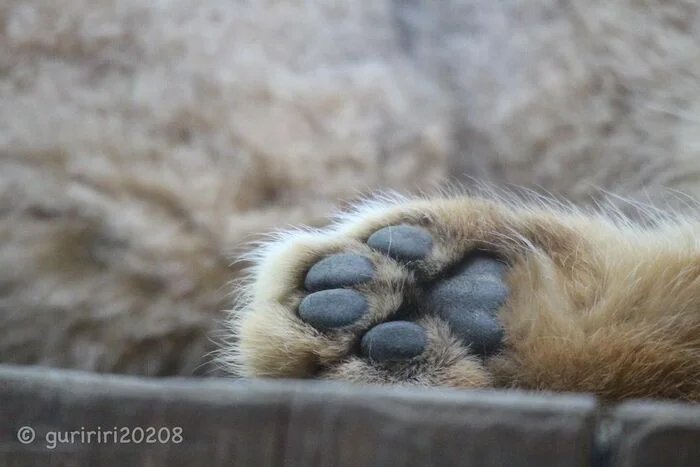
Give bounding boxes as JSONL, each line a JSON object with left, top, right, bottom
{"left": 0, "top": 0, "right": 446, "bottom": 374}
{"left": 3, "top": 0, "right": 700, "bottom": 381}
{"left": 229, "top": 194, "right": 700, "bottom": 401}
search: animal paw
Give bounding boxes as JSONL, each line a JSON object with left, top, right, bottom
{"left": 226, "top": 195, "right": 700, "bottom": 401}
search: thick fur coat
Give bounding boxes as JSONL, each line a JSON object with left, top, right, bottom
{"left": 2, "top": 0, "right": 700, "bottom": 380}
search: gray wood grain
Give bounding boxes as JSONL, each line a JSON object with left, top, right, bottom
{"left": 609, "top": 401, "right": 700, "bottom": 467}
{"left": 1, "top": 364, "right": 698, "bottom": 467}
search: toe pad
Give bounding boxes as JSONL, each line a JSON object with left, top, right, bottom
{"left": 304, "top": 253, "right": 375, "bottom": 292}
{"left": 367, "top": 225, "right": 433, "bottom": 262}
{"left": 299, "top": 289, "right": 368, "bottom": 329}
{"left": 360, "top": 321, "right": 427, "bottom": 362}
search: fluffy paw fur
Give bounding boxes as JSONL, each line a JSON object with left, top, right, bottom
{"left": 225, "top": 194, "right": 700, "bottom": 402}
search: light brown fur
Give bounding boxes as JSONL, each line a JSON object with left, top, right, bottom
{"left": 228, "top": 194, "right": 700, "bottom": 401}
{"left": 3, "top": 0, "right": 700, "bottom": 387}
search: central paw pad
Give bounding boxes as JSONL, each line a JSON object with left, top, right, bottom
{"left": 425, "top": 256, "right": 508, "bottom": 357}
{"left": 297, "top": 225, "right": 510, "bottom": 365}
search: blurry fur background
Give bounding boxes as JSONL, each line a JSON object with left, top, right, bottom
{"left": 2, "top": 0, "right": 700, "bottom": 376}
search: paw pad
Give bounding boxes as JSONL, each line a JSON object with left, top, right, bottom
{"left": 360, "top": 321, "right": 427, "bottom": 361}
{"left": 296, "top": 224, "right": 509, "bottom": 365}
{"left": 426, "top": 256, "right": 507, "bottom": 356}
{"left": 367, "top": 224, "right": 433, "bottom": 262}
{"left": 304, "top": 253, "right": 375, "bottom": 292}
{"left": 299, "top": 289, "right": 368, "bottom": 329}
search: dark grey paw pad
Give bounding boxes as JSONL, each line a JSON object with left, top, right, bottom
{"left": 304, "top": 253, "right": 375, "bottom": 292}
{"left": 425, "top": 255, "right": 508, "bottom": 357}
{"left": 367, "top": 224, "right": 433, "bottom": 262}
{"left": 299, "top": 289, "right": 368, "bottom": 329}
{"left": 360, "top": 321, "right": 427, "bottom": 362}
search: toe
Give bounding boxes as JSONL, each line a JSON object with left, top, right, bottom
{"left": 299, "top": 289, "right": 368, "bottom": 329}
{"left": 367, "top": 225, "right": 433, "bottom": 262}
{"left": 360, "top": 321, "right": 427, "bottom": 362}
{"left": 304, "top": 253, "right": 375, "bottom": 292}
{"left": 425, "top": 255, "right": 508, "bottom": 356}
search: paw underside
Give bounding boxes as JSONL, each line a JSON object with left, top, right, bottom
{"left": 299, "top": 224, "right": 509, "bottom": 364}
{"left": 238, "top": 201, "right": 700, "bottom": 402}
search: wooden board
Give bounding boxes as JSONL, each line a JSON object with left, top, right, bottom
{"left": 0, "top": 364, "right": 698, "bottom": 466}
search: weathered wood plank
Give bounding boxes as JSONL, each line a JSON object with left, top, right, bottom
{"left": 609, "top": 401, "right": 700, "bottom": 467}
{"left": 0, "top": 364, "right": 597, "bottom": 467}
{"left": 4, "top": 364, "right": 700, "bottom": 466}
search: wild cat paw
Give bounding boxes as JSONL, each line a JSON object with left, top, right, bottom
{"left": 226, "top": 195, "right": 700, "bottom": 400}
{"left": 227, "top": 195, "right": 578, "bottom": 388}
{"left": 301, "top": 226, "right": 508, "bottom": 360}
